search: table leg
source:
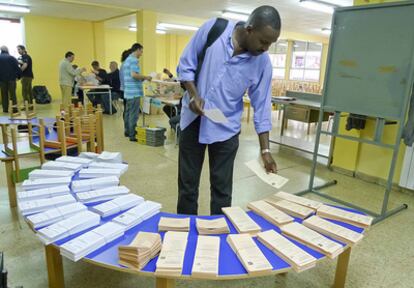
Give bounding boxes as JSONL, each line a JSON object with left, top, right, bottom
{"left": 4, "top": 160, "right": 17, "bottom": 208}
{"left": 45, "top": 245, "right": 65, "bottom": 288}
{"left": 333, "top": 247, "right": 351, "bottom": 288}
{"left": 155, "top": 277, "right": 175, "bottom": 288}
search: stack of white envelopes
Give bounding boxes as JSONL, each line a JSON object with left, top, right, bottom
{"left": 88, "top": 162, "right": 128, "bottom": 174}
{"left": 78, "top": 168, "right": 122, "bottom": 179}
{"left": 158, "top": 217, "right": 190, "bottom": 232}
{"left": 247, "top": 200, "right": 294, "bottom": 226}
{"left": 41, "top": 161, "right": 83, "bottom": 172}
{"left": 112, "top": 201, "right": 161, "bottom": 230}
{"left": 155, "top": 231, "right": 189, "bottom": 276}
{"left": 18, "top": 185, "right": 70, "bottom": 202}
{"left": 19, "top": 194, "right": 76, "bottom": 215}
{"left": 28, "top": 169, "right": 75, "bottom": 180}
{"left": 75, "top": 186, "right": 130, "bottom": 203}
{"left": 316, "top": 205, "right": 373, "bottom": 229}
{"left": 90, "top": 194, "right": 144, "bottom": 217}
{"left": 22, "top": 177, "right": 72, "bottom": 190}
{"left": 195, "top": 218, "right": 230, "bottom": 235}
{"left": 96, "top": 151, "right": 122, "bottom": 163}
{"left": 79, "top": 152, "right": 100, "bottom": 160}
{"left": 222, "top": 207, "right": 261, "bottom": 235}
{"left": 265, "top": 198, "right": 314, "bottom": 219}
{"left": 55, "top": 156, "right": 93, "bottom": 167}
{"left": 71, "top": 176, "right": 119, "bottom": 193}
{"left": 191, "top": 235, "right": 220, "bottom": 278}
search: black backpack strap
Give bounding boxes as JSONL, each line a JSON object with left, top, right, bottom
{"left": 194, "top": 18, "right": 229, "bottom": 83}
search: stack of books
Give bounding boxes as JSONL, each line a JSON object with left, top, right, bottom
{"left": 222, "top": 207, "right": 261, "bottom": 235}
{"left": 88, "top": 162, "right": 128, "bottom": 174}
{"left": 195, "top": 218, "right": 230, "bottom": 235}
{"left": 78, "top": 168, "right": 122, "bottom": 179}
{"left": 247, "top": 200, "right": 294, "bottom": 226}
{"left": 71, "top": 176, "right": 119, "bottom": 193}
{"left": 36, "top": 211, "right": 100, "bottom": 245}
{"left": 55, "top": 156, "right": 93, "bottom": 167}
{"left": 191, "top": 235, "right": 220, "bottom": 278}
{"left": 28, "top": 169, "right": 74, "bottom": 180}
{"left": 317, "top": 205, "right": 373, "bottom": 229}
{"left": 158, "top": 217, "right": 190, "bottom": 232}
{"left": 90, "top": 194, "right": 144, "bottom": 217}
{"left": 60, "top": 222, "right": 125, "bottom": 262}
{"left": 118, "top": 232, "right": 162, "bottom": 270}
{"left": 273, "top": 192, "right": 322, "bottom": 210}
{"left": 257, "top": 230, "right": 317, "bottom": 273}
{"left": 22, "top": 177, "right": 72, "bottom": 190}
{"left": 155, "top": 231, "right": 189, "bottom": 276}
{"left": 97, "top": 151, "right": 122, "bottom": 163}
{"left": 265, "top": 198, "right": 314, "bottom": 219}
{"left": 112, "top": 201, "right": 162, "bottom": 230}
{"left": 227, "top": 234, "right": 273, "bottom": 276}
{"left": 75, "top": 186, "right": 130, "bottom": 204}
{"left": 41, "top": 161, "right": 83, "bottom": 172}
{"left": 18, "top": 194, "right": 76, "bottom": 215}
{"left": 18, "top": 185, "right": 70, "bottom": 202}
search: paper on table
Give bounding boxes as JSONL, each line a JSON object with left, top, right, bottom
{"left": 204, "top": 109, "right": 228, "bottom": 124}
{"left": 191, "top": 236, "right": 220, "bottom": 278}
{"left": 245, "top": 159, "right": 288, "bottom": 189}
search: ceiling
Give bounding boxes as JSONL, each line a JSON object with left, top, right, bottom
{"left": 0, "top": 0, "right": 354, "bottom": 36}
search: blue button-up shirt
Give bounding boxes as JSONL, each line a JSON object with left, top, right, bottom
{"left": 178, "top": 19, "right": 273, "bottom": 144}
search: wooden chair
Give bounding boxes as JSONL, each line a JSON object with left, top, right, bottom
{"left": 9, "top": 100, "right": 36, "bottom": 119}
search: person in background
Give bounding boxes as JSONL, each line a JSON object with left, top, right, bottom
{"left": 162, "top": 68, "right": 182, "bottom": 120}
{"left": 123, "top": 43, "right": 152, "bottom": 141}
{"left": 59, "top": 51, "right": 85, "bottom": 106}
{"left": 119, "top": 49, "right": 131, "bottom": 119}
{"left": 107, "top": 61, "right": 121, "bottom": 100}
{"left": 0, "top": 46, "right": 20, "bottom": 113}
{"left": 87, "top": 60, "right": 114, "bottom": 113}
{"left": 17, "top": 45, "right": 34, "bottom": 105}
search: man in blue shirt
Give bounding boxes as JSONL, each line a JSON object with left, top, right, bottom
{"left": 123, "top": 43, "right": 152, "bottom": 141}
{"left": 177, "top": 6, "right": 280, "bottom": 215}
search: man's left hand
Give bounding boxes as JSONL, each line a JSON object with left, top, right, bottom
{"left": 262, "top": 152, "right": 277, "bottom": 173}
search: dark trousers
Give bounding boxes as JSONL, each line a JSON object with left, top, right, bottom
{"left": 178, "top": 117, "right": 239, "bottom": 215}
{"left": 21, "top": 77, "right": 33, "bottom": 104}
{"left": 124, "top": 97, "right": 140, "bottom": 140}
{"left": 0, "top": 81, "right": 17, "bottom": 112}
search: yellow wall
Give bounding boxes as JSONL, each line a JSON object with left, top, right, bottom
{"left": 24, "top": 15, "right": 95, "bottom": 98}
{"left": 104, "top": 28, "right": 135, "bottom": 68}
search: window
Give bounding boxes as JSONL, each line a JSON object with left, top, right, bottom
{"left": 268, "top": 40, "right": 287, "bottom": 79}
{"left": 0, "top": 18, "right": 24, "bottom": 58}
{"left": 290, "top": 41, "right": 322, "bottom": 82}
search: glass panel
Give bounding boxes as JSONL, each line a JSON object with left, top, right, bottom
{"left": 304, "top": 69, "right": 320, "bottom": 82}
{"left": 272, "top": 68, "right": 285, "bottom": 79}
{"left": 305, "top": 51, "right": 322, "bottom": 69}
{"left": 269, "top": 54, "right": 286, "bottom": 68}
{"left": 293, "top": 41, "right": 307, "bottom": 52}
{"left": 291, "top": 51, "right": 306, "bottom": 68}
{"left": 290, "top": 69, "right": 305, "bottom": 80}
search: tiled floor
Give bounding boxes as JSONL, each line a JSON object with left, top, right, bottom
{"left": 0, "top": 101, "right": 413, "bottom": 288}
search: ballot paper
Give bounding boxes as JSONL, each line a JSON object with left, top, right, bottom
{"left": 227, "top": 234, "right": 273, "bottom": 276}
{"left": 257, "top": 230, "right": 316, "bottom": 273}
{"left": 274, "top": 191, "right": 323, "bottom": 210}
{"left": 204, "top": 109, "right": 228, "bottom": 124}
{"left": 118, "top": 232, "right": 161, "bottom": 270}
{"left": 18, "top": 194, "right": 76, "bottom": 215}
{"left": 245, "top": 159, "right": 288, "bottom": 189}
{"left": 22, "top": 177, "right": 72, "bottom": 191}
{"left": 61, "top": 222, "right": 125, "bottom": 262}
{"left": 79, "top": 152, "right": 100, "bottom": 159}
{"left": 155, "top": 231, "right": 189, "bottom": 276}
{"left": 71, "top": 176, "right": 120, "bottom": 193}
{"left": 196, "top": 218, "right": 230, "bottom": 235}
{"left": 78, "top": 168, "right": 122, "bottom": 179}
{"left": 88, "top": 162, "right": 128, "bottom": 174}
{"left": 41, "top": 161, "right": 83, "bottom": 172}
{"left": 247, "top": 200, "right": 294, "bottom": 226}
{"left": 55, "top": 156, "right": 93, "bottom": 167}
{"left": 90, "top": 194, "right": 144, "bottom": 217}
{"left": 191, "top": 236, "right": 220, "bottom": 278}
{"left": 303, "top": 216, "right": 364, "bottom": 246}
{"left": 222, "top": 206, "right": 261, "bottom": 235}
{"left": 37, "top": 211, "right": 100, "bottom": 245}
{"left": 317, "top": 205, "right": 373, "bottom": 229}
{"left": 280, "top": 222, "right": 344, "bottom": 259}
{"left": 97, "top": 151, "right": 122, "bottom": 163}
{"left": 28, "top": 169, "right": 75, "bottom": 180}
{"left": 27, "top": 202, "right": 88, "bottom": 229}
{"left": 266, "top": 198, "right": 314, "bottom": 219}
{"left": 18, "top": 185, "right": 70, "bottom": 202}
{"left": 75, "top": 186, "right": 130, "bottom": 203}
{"left": 158, "top": 217, "right": 190, "bottom": 232}
{"left": 112, "top": 201, "right": 162, "bottom": 230}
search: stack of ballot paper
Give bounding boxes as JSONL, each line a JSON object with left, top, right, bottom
{"left": 28, "top": 169, "right": 74, "bottom": 180}
{"left": 41, "top": 161, "right": 83, "bottom": 172}
{"left": 265, "top": 198, "right": 314, "bottom": 219}
{"left": 227, "top": 234, "right": 273, "bottom": 276}
{"left": 273, "top": 192, "right": 322, "bottom": 210}
{"left": 75, "top": 186, "right": 130, "bottom": 203}
{"left": 191, "top": 235, "right": 220, "bottom": 278}
{"left": 257, "top": 230, "right": 316, "bottom": 273}
{"left": 303, "top": 216, "right": 364, "bottom": 246}
{"left": 158, "top": 217, "right": 190, "bottom": 232}
{"left": 280, "top": 222, "right": 344, "bottom": 259}
{"left": 18, "top": 185, "right": 70, "bottom": 202}
{"left": 112, "top": 201, "right": 162, "bottom": 230}
{"left": 245, "top": 159, "right": 289, "bottom": 189}
{"left": 36, "top": 211, "right": 100, "bottom": 245}
{"left": 78, "top": 168, "right": 122, "bottom": 179}
{"left": 88, "top": 162, "right": 128, "bottom": 174}
{"left": 196, "top": 218, "right": 230, "bottom": 235}
{"left": 118, "top": 232, "right": 162, "bottom": 270}
{"left": 222, "top": 207, "right": 261, "bottom": 235}
{"left": 317, "top": 205, "right": 373, "bottom": 229}
{"left": 155, "top": 231, "right": 189, "bottom": 276}
{"left": 27, "top": 202, "right": 87, "bottom": 229}
{"left": 247, "top": 200, "right": 294, "bottom": 226}
{"left": 71, "top": 176, "right": 119, "bottom": 193}
{"left": 97, "top": 151, "right": 122, "bottom": 163}
{"left": 79, "top": 152, "right": 100, "bottom": 159}
{"left": 60, "top": 222, "right": 125, "bottom": 262}
{"left": 19, "top": 194, "right": 76, "bottom": 215}
{"left": 22, "top": 177, "right": 72, "bottom": 190}
{"left": 55, "top": 156, "right": 93, "bottom": 167}
{"left": 90, "top": 194, "right": 144, "bottom": 217}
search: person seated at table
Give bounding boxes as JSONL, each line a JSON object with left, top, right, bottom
{"left": 162, "top": 68, "right": 182, "bottom": 120}
{"left": 87, "top": 61, "right": 116, "bottom": 114}
{"left": 107, "top": 61, "right": 121, "bottom": 100}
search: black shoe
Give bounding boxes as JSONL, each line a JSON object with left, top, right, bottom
{"left": 124, "top": 132, "right": 128, "bottom": 137}
{"left": 129, "top": 138, "right": 137, "bottom": 142}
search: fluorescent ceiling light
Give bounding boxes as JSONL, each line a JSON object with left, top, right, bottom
{"left": 299, "top": 0, "right": 335, "bottom": 14}
{"left": 222, "top": 11, "right": 249, "bottom": 21}
{"left": 0, "top": 4, "right": 30, "bottom": 13}
{"left": 157, "top": 22, "right": 198, "bottom": 31}
{"left": 0, "top": 19, "right": 11, "bottom": 24}
{"left": 128, "top": 25, "right": 136, "bottom": 32}
{"left": 156, "top": 29, "right": 166, "bottom": 34}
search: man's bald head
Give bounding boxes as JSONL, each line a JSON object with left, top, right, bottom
{"left": 246, "top": 5, "right": 281, "bottom": 31}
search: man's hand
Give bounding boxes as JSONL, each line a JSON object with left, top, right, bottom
{"left": 262, "top": 152, "right": 277, "bottom": 173}
{"left": 145, "top": 76, "right": 152, "bottom": 81}
{"left": 189, "top": 95, "right": 204, "bottom": 115}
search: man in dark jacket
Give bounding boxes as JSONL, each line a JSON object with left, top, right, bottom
{"left": 0, "top": 46, "right": 20, "bottom": 113}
